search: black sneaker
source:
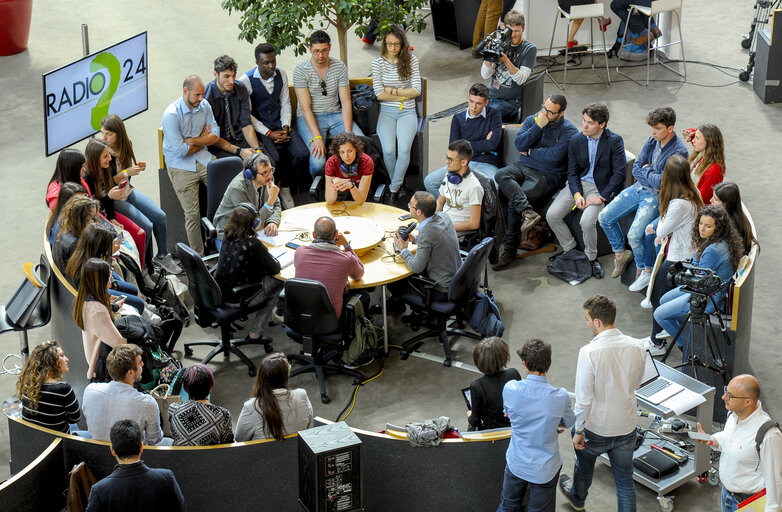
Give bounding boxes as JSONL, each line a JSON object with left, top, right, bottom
{"left": 591, "top": 259, "right": 605, "bottom": 279}
{"left": 558, "top": 475, "right": 585, "bottom": 511}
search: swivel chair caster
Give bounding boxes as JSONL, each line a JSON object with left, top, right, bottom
{"left": 321, "top": 394, "right": 331, "bottom": 404}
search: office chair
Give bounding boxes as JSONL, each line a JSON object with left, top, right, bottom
{"left": 509, "top": 72, "right": 546, "bottom": 124}
{"left": 200, "top": 156, "right": 244, "bottom": 255}
{"left": 399, "top": 237, "right": 493, "bottom": 367}
{"left": 176, "top": 243, "right": 273, "bottom": 377}
{"left": 308, "top": 136, "right": 389, "bottom": 204}
{"left": 283, "top": 278, "right": 363, "bottom": 404}
{"left": 0, "top": 255, "right": 51, "bottom": 365}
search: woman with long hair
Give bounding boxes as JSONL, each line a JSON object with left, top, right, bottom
{"left": 100, "top": 115, "right": 180, "bottom": 274}
{"left": 52, "top": 195, "right": 100, "bottom": 275}
{"left": 324, "top": 132, "right": 374, "bottom": 206}
{"left": 654, "top": 205, "right": 744, "bottom": 347}
{"left": 168, "top": 364, "right": 233, "bottom": 446}
{"left": 372, "top": 25, "right": 421, "bottom": 201}
{"left": 46, "top": 148, "right": 88, "bottom": 209}
{"left": 16, "top": 340, "right": 81, "bottom": 433}
{"left": 214, "top": 204, "right": 281, "bottom": 346}
{"left": 711, "top": 182, "right": 757, "bottom": 254}
{"left": 46, "top": 182, "right": 87, "bottom": 244}
{"left": 683, "top": 124, "right": 725, "bottom": 203}
{"left": 234, "top": 353, "right": 313, "bottom": 441}
{"left": 73, "top": 258, "right": 127, "bottom": 381}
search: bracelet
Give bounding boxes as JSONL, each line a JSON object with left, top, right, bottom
{"left": 234, "top": 146, "right": 242, "bottom": 156}
{"left": 122, "top": 169, "right": 128, "bottom": 177}
{"left": 266, "top": 130, "right": 272, "bottom": 137}
{"left": 262, "top": 203, "right": 274, "bottom": 211}
{"left": 309, "top": 135, "right": 322, "bottom": 145}
{"left": 350, "top": 182, "right": 356, "bottom": 189}
{"left": 344, "top": 242, "right": 351, "bottom": 249}
{"left": 575, "top": 430, "right": 584, "bottom": 435}
{"left": 709, "top": 440, "right": 714, "bottom": 446}
{"left": 574, "top": 192, "right": 582, "bottom": 200}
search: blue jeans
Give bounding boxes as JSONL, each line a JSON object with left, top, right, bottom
{"left": 111, "top": 271, "right": 144, "bottom": 314}
{"left": 114, "top": 189, "right": 169, "bottom": 267}
{"left": 423, "top": 162, "right": 500, "bottom": 198}
{"left": 642, "top": 217, "right": 660, "bottom": 270}
{"left": 571, "top": 429, "right": 637, "bottom": 512}
{"left": 489, "top": 98, "right": 520, "bottom": 122}
{"left": 497, "top": 465, "right": 559, "bottom": 512}
{"left": 598, "top": 184, "right": 659, "bottom": 271}
{"left": 377, "top": 105, "right": 418, "bottom": 192}
{"left": 721, "top": 486, "right": 753, "bottom": 512}
{"left": 296, "top": 112, "right": 364, "bottom": 176}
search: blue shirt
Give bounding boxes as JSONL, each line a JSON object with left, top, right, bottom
{"left": 631, "top": 133, "right": 688, "bottom": 191}
{"left": 161, "top": 96, "right": 219, "bottom": 171}
{"left": 583, "top": 131, "right": 601, "bottom": 184}
{"left": 503, "top": 375, "right": 575, "bottom": 484}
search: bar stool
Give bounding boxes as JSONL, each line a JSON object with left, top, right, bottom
{"left": 547, "top": 2, "right": 611, "bottom": 90}
{"left": 617, "top": 0, "right": 686, "bottom": 86}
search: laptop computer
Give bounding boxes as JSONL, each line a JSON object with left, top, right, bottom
{"left": 636, "top": 350, "right": 685, "bottom": 404}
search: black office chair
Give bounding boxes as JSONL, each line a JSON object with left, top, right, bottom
{"left": 283, "top": 278, "right": 363, "bottom": 404}
{"left": 176, "top": 243, "right": 273, "bottom": 376}
{"left": 458, "top": 170, "right": 504, "bottom": 264}
{"left": 0, "top": 255, "right": 51, "bottom": 365}
{"left": 308, "top": 135, "right": 389, "bottom": 204}
{"left": 200, "top": 156, "right": 244, "bottom": 254}
{"left": 399, "top": 237, "right": 493, "bottom": 367}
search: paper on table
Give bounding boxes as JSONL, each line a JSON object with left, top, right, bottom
{"left": 660, "top": 387, "right": 706, "bottom": 414}
{"left": 257, "top": 231, "right": 295, "bottom": 246}
{"left": 269, "top": 248, "right": 295, "bottom": 269}
{"left": 281, "top": 207, "right": 333, "bottom": 231}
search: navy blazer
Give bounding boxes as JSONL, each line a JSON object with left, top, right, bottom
{"left": 86, "top": 462, "right": 185, "bottom": 512}
{"left": 566, "top": 128, "right": 626, "bottom": 203}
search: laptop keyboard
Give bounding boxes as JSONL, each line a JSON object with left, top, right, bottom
{"left": 638, "top": 379, "right": 671, "bottom": 397}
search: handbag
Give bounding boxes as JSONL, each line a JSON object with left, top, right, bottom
{"left": 350, "top": 84, "right": 379, "bottom": 135}
{"left": 632, "top": 449, "right": 679, "bottom": 479}
{"left": 151, "top": 383, "right": 181, "bottom": 437}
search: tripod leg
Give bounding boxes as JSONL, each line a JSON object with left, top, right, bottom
{"left": 661, "top": 313, "right": 691, "bottom": 363}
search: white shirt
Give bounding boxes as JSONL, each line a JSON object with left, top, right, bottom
{"left": 574, "top": 328, "right": 646, "bottom": 436}
{"left": 438, "top": 171, "right": 484, "bottom": 228}
{"left": 656, "top": 198, "right": 697, "bottom": 262}
{"left": 712, "top": 401, "right": 782, "bottom": 511}
{"left": 237, "top": 67, "right": 292, "bottom": 135}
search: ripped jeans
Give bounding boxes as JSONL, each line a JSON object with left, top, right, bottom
{"left": 598, "top": 184, "right": 659, "bottom": 271}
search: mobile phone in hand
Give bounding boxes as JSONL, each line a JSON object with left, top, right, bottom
{"left": 111, "top": 295, "right": 127, "bottom": 305}
{"left": 118, "top": 179, "right": 129, "bottom": 189}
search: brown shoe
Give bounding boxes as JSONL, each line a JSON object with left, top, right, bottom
{"left": 520, "top": 209, "right": 541, "bottom": 234}
{"left": 611, "top": 249, "right": 634, "bottom": 278}
{"left": 492, "top": 249, "right": 516, "bottom": 270}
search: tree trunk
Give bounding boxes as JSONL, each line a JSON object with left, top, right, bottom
{"left": 335, "top": 13, "right": 349, "bottom": 66}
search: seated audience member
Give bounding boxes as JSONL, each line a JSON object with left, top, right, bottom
{"left": 235, "top": 353, "right": 314, "bottom": 441}
{"left": 480, "top": 10, "right": 537, "bottom": 122}
{"left": 100, "top": 114, "right": 181, "bottom": 274}
{"left": 372, "top": 25, "right": 421, "bottom": 201}
{"left": 73, "top": 258, "right": 127, "bottom": 382}
{"left": 435, "top": 139, "right": 484, "bottom": 233}
{"left": 546, "top": 103, "right": 626, "bottom": 279}
{"left": 392, "top": 192, "right": 461, "bottom": 301}
{"left": 294, "top": 216, "right": 364, "bottom": 318}
{"left": 654, "top": 205, "right": 743, "bottom": 347}
{"left": 168, "top": 364, "right": 234, "bottom": 446}
{"left": 324, "top": 131, "right": 374, "bottom": 205}
{"left": 424, "top": 83, "right": 502, "bottom": 197}
{"left": 294, "top": 30, "right": 364, "bottom": 177}
{"left": 639, "top": 155, "right": 703, "bottom": 355}
{"left": 557, "top": 0, "right": 611, "bottom": 49}
{"left": 214, "top": 204, "right": 282, "bottom": 345}
{"left": 710, "top": 182, "right": 757, "bottom": 254}
{"left": 46, "top": 182, "right": 87, "bottom": 245}
{"left": 161, "top": 75, "right": 219, "bottom": 255}
{"left": 498, "top": 338, "right": 574, "bottom": 512}
{"left": 467, "top": 337, "right": 521, "bottom": 431}
{"left": 85, "top": 419, "right": 185, "bottom": 512}
{"left": 82, "top": 344, "right": 166, "bottom": 445}
{"left": 493, "top": 94, "right": 578, "bottom": 270}
{"left": 598, "top": 106, "right": 688, "bottom": 285}
{"left": 17, "top": 341, "right": 81, "bottom": 434}
{"left": 212, "top": 152, "right": 281, "bottom": 245}
{"left": 238, "top": 42, "right": 308, "bottom": 209}
{"left": 46, "top": 148, "right": 89, "bottom": 209}
{"left": 611, "top": 0, "right": 660, "bottom": 45}
{"left": 52, "top": 195, "right": 99, "bottom": 273}
{"left": 204, "top": 55, "right": 262, "bottom": 161}
{"left": 682, "top": 124, "right": 725, "bottom": 204}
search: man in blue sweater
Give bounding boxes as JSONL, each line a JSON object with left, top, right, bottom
{"left": 424, "top": 83, "right": 503, "bottom": 197}
{"left": 597, "top": 106, "right": 688, "bottom": 285}
{"left": 493, "top": 94, "right": 578, "bottom": 270}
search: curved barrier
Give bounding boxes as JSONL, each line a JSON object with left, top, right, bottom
{"left": 0, "top": 438, "right": 65, "bottom": 512}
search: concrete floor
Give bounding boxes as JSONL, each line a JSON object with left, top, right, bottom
{"left": 1, "top": 1, "right": 781, "bottom": 510}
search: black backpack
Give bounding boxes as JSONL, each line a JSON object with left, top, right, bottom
{"left": 755, "top": 419, "right": 782, "bottom": 469}
{"left": 546, "top": 250, "right": 592, "bottom": 285}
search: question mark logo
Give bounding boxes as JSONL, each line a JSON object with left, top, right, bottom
{"left": 89, "top": 51, "right": 121, "bottom": 130}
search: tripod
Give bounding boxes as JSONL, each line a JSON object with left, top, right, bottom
{"left": 660, "top": 292, "right": 731, "bottom": 388}
{"left": 739, "top": 0, "right": 782, "bottom": 81}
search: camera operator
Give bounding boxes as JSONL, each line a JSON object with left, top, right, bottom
{"left": 654, "top": 205, "right": 744, "bottom": 348}
{"left": 479, "top": 10, "right": 538, "bottom": 122}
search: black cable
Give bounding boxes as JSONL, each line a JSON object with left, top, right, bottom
{"left": 335, "top": 356, "right": 385, "bottom": 422}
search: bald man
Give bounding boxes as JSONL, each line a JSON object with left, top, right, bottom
{"left": 696, "top": 374, "right": 782, "bottom": 512}
{"left": 162, "top": 74, "right": 220, "bottom": 254}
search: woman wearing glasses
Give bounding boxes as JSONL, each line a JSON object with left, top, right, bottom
{"left": 372, "top": 26, "right": 421, "bottom": 204}
{"left": 324, "top": 131, "right": 374, "bottom": 205}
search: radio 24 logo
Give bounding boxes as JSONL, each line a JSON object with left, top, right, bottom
{"left": 46, "top": 50, "right": 147, "bottom": 130}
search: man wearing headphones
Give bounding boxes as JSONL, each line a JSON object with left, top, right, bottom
{"left": 436, "top": 139, "right": 484, "bottom": 233}
{"left": 213, "top": 152, "right": 281, "bottom": 248}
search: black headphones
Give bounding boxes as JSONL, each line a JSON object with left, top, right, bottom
{"left": 243, "top": 152, "right": 266, "bottom": 180}
{"left": 237, "top": 202, "right": 261, "bottom": 231}
{"left": 340, "top": 161, "right": 359, "bottom": 177}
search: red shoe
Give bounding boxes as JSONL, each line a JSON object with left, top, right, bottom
{"left": 362, "top": 36, "right": 374, "bottom": 44}
{"left": 567, "top": 40, "right": 579, "bottom": 49}
{"left": 409, "top": 45, "right": 414, "bottom": 51}
{"left": 598, "top": 16, "right": 612, "bottom": 32}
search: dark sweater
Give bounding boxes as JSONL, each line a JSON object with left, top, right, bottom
{"left": 514, "top": 114, "right": 579, "bottom": 186}
{"left": 468, "top": 368, "right": 522, "bottom": 430}
{"left": 214, "top": 237, "right": 281, "bottom": 303}
{"left": 21, "top": 381, "right": 81, "bottom": 433}
{"left": 449, "top": 107, "right": 503, "bottom": 167}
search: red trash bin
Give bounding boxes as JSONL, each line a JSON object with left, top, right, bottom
{"left": 0, "top": 0, "right": 33, "bottom": 56}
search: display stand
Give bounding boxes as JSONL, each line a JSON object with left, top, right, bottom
{"left": 598, "top": 361, "right": 715, "bottom": 512}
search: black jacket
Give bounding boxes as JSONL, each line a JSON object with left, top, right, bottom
{"left": 86, "top": 461, "right": 185, "bottom": 512}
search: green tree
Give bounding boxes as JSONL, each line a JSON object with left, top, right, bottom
{"left": 221, "top": 0, "right": 430, "bottom": 65}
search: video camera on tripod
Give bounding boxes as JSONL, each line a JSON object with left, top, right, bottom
{"left": 666, "top": 261, "right": 725, "bottom": 298}
{"left": 476, "top": 27, "right": 512, "bottom": 63}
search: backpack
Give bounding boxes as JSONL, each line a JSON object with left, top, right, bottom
{"left": 755, "top": 419, "right": 782, "bottom": 470}
{"left": 468, "top": 266, "right": 505, "bottom": 338}
{"left": 344, "top": 294, "right": 381, "bottom": 364}
{"left": 350, "top": 84, "right": 379, "bottom": 135}
{"left": 546, "top": 250, "right": 592, "bottom": 285}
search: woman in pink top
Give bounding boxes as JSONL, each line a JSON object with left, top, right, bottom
{"left": 73, "top": 258, "right": 126, "bottom": 381}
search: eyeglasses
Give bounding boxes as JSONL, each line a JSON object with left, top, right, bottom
{"left": 386, "top": 41, "right": 402, "bottom": 48}
{"left": 541, "top": 104, "right": 561, "bottom": 116}
{"left": 311, "top": 48, "right": 329, "bottom": 55}
{"left": 320, "top": 80, "right": 327, "bottom": 96}
{"left": 724, "top": 391, "right": 750, "bottom": 400}
{"left": 408, "top": 202, "right": 419, "bottom": 210}
{"left": 259, "top": 167, "right": 275, "bottom": 177}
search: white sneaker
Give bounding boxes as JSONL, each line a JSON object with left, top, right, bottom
{"left": 154, "top": 253, "right": 182, "bottom": 275}
{"left": 628, "top": 272, "right": 651, "bottom": 292}
{"left": 640, "top": 297, "right": 652, "bottom": 309}
{"left": 658, "top": 329, "right": 670, "bottom": 338}
{"left": 641, "top": 337, "right": 666, "bottom": 356}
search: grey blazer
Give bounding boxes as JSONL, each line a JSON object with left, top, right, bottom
{"left": 401, "top": 212, "right": 461, "bottom": 292}
{"left": 213, "top": 172, "right": 282, "bottom": 239}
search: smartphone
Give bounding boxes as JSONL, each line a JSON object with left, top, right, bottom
{"left": 285, "top": 241, "right": 300, "bottom": 250}
{"left": 398, "top": 213, "right": 412, "bottom": 221}
{"left": 111, "top": 295, "right": 127, "bottom": 305}
{"left": 118, "top": 179, "right": 129, "bottom": 189}
{"left": 461, "top": 387, "right": 472, "bottom": 410}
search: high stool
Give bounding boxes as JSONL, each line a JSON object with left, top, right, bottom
{"left": 547, "top": 2, "right": 611, "bottom": 90}
{"left": 617, "top": 0, "right": 686, "bottom": 86}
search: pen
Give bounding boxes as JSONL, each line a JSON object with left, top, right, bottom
{"left": 273, "top": 251, "right": 286, "bottom": 261}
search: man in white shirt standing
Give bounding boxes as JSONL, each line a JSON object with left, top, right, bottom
{"left": 696, "top": 374, "right": 782, "bottom": 512}
{"left": 559, "top": 294, "right": 645, "bottom": 512}
{"left": 435, "top": 139, "right": 484, "bottom": 233}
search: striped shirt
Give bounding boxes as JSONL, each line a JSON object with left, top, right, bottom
{"left": 371, "top": 55, "right": 421, "bottom": 111}
{"left": 293, "top": 57, "right": 349, "bottom": 116}
{"left": 22, "top": 381, "right": 81, "bottom": 433}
